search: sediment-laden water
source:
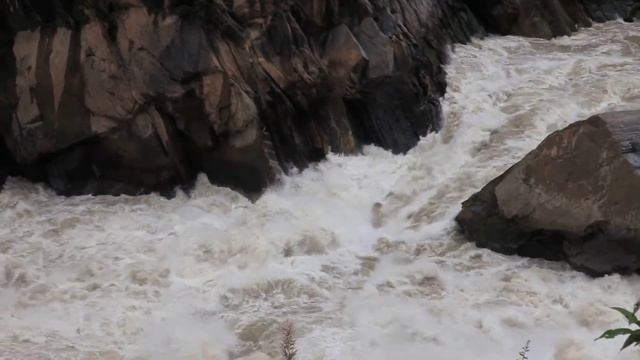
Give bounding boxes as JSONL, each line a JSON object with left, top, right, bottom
{"left": 2, "top": 21, "right": 640, "bottom": 360}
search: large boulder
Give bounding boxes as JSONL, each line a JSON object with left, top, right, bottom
{"left": 456, "top": 111, "right": 640, "bottom": 276}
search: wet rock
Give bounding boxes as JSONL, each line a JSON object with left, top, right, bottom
{"left": 354, "top": 18, "right": 394, "bottom": 79}
{"left": 581, "top": 0, "right": 640, "bottom": 22}
{"left": 0, "top": 0, "right": 633, "bottom": 196}
{"left": 0, "top": 136, "right": 17, "bottom": 188}
{"left": 0, "top": 0, "right": 482, "bottom": 196}
{"left": 456, "top": 111, "right": 640, "bottom": 276}
{"left": 463, "top": 0, "right": 636, "bottom": 39}
{"left": 324, "top": 24, "right": 367, "bottom": 81}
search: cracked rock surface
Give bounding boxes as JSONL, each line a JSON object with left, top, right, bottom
{"left": 0, "top": 0, "right": 635, "bottom": 195}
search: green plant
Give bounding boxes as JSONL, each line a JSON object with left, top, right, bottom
{"left": 516, "top": 340, "right": 531, "bottom": 360}
{"left": 596, "top": 305, "right": 640, "bottom": 351}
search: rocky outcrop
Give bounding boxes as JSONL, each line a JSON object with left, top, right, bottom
{"left": 464, "top": 0, "right": 588, "bottom": 38}
{"left": 456, "top": 111, "right": 640, "bottom": 276}
{"left": 0, "top": 137, "right": 17, "bottom": 187}
{"left": 582, "top": 0, "right": 640, "bottom": 22}
{"left": 463, "top": 0, "right": 638, "bottom": 38}
{"left": 0, "top": 0, "right": 636, "bottom": 196}
{"left": 0, "top": 0, "right": 482, "bottom": 195}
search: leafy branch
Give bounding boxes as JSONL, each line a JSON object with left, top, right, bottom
{"left": 596, "top": 305, "right": 640, "bottom": 351}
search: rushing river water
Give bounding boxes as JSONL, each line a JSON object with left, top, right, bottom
{"left": 2, "top": 21, "right": 640, "bottom": 360}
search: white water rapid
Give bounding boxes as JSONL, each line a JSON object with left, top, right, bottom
{"left": 2, "top": 21, "right": 640, "bottom": 360}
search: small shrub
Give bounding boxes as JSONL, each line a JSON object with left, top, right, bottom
{"left": 516, "top": 340, "right": 531, "bottom": 360}
{"left": 281, "top": 321, "right": 297, "bottom": 360}
{"left": 596, "top": 305, "right": 640, "bottom": 351}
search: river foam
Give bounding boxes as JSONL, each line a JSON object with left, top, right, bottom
{"left": 2, "top": 21, "right": 640, "bottom": 360}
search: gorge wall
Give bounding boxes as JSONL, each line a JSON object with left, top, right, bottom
{"left": 0, "top": 0, "right": 636, "bottom": 196}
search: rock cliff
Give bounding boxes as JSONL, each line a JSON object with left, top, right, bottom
{"left": 464, "top": 0, "right": 638, "bottom": 38}
{"left": 0, "top": 0, "right": 636, "bottom": 195}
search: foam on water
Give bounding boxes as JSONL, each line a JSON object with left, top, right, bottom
{"left": 2, "top": 21, "right": 640, "bottom": 360}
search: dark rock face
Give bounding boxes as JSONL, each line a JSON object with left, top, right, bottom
{"left": 581, "top": 0, "right": 640, "bottom": 22}
{"left": 0, "top": 136, "right": 17, "bottom": 187}
{"left": 463, "top": 0, "right": 585, "bottom": 38}
{"left": 0, "top": 0, "right": 483, "bottom": 195}
{"left": 456, "top": 111, "right": 640, "bottom": 276}
{"left": 0, "top": 0, "right": 636, "bottom": 196}
{"left": 462, "top": 0, "right": 639, "bottom": 38}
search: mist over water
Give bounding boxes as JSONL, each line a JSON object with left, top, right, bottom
{"left": 2, "top": 21, "right": 640, "bottom": 360}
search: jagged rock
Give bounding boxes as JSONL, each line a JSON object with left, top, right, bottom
{"left": 0, "top": 0, "right": 635, "bottom": 196}
{"left": 463, "top": 0, "right": 639, "bottom": 38}
{"left": 324, "top": 24, "right": 368, "bottom": 81}
{"left": 0, "top": 136, "right": 16, "bottom": 188}
{"left": 463, "top": 0, "right": 591, "bottom": 38}
{"left": 354, "top": 18, "right": 394, "bottom": 79}
{"left": 0, "top": 0, "right": 483, "bottom": 196}
{"left": 581, "top": 0, "right": 640, "bottom": 22}
{"left": 456, "top": 111, "right": 640, "bottom": 276}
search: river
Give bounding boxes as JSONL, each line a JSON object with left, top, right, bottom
{"left": 1, "top": 21, "right": 640, "bottom": 360}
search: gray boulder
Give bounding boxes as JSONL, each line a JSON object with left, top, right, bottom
{"left": 456, "top": 111, "right": 640, "bottom": 276}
